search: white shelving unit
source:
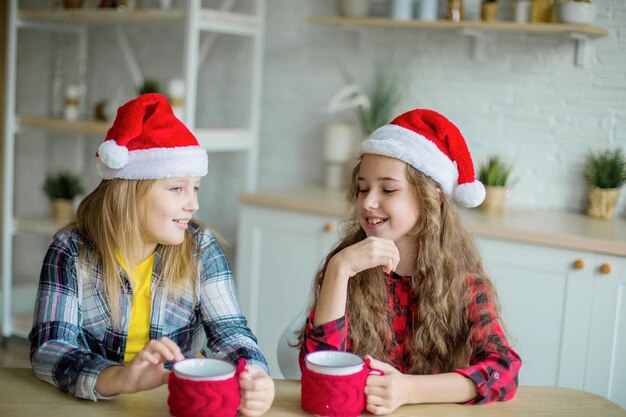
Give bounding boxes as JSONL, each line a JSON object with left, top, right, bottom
{"left": 1, "top": 0, "right": 266, "bottom": 343}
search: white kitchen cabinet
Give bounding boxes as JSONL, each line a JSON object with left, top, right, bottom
{"left": 1, "top": 0, "right": 266, "bottom": 342}
{"left": 476, "top": 237, "right": 626, "bottom": 408}
{"left": 585, "top": 254, "right": 626, "bottom": 409}
{"left": 235, "top": 204, "right": 341, "bottom": 378}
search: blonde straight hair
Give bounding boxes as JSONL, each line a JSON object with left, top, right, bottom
{"left": 73, "top": 179, "right": 197, "bottom": 328}
{"left": 298, "top": 161, "right": 502, "bottom": 374}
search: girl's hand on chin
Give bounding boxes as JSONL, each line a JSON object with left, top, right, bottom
{"left": 330, "top": 236, "right": 400, "bottom": 280}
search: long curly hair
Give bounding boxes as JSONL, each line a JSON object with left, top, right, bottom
{"left": 297, "top": 160, "right": 501, "bottom": 374}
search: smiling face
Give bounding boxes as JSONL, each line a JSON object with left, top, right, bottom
{"left": 142, "top": 177, "right": 201, "bottom": 255}
{"left": 356, "top": 154, "right": 419, "bottom": 255}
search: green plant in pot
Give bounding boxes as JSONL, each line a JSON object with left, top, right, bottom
{"left": 42, "top": 171, "right": 85, "bottom": 223}
{"left": 584, "top": 148, "right": 626, "bottom": 220}
{"left": 138, "top": 78, "right": 162, "bottom": 96}
{"left": 340, "top": 61, "right": 407, "bottom": 136}
{"left": 478, "top": 155, "right": 512, "bottom": 214}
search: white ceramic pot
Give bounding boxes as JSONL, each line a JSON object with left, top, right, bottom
{"left": 556, "top": 1, "right": 596, "bottom": 24}
{"left": 337, "top": 0, "right": 371, "bottom": 17}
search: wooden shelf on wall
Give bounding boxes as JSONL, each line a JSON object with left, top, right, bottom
{"left": 19, "top": 8, "right": 185, "bottom": 24}
{"left": 17, "top": 116, "right": 109, "bottom": 136}
{"left": 18, "top": 8, "right": 259, "bottom": 36}
{"left": 307, "top": 16, "right": 609, "bottom": 37}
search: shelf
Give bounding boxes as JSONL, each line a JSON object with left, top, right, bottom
{"left": 308, "top": 16, "right": 608, "bottom": 67}
{"left": 16, "top": 116, "right": 255, "bottom": 152}
{"left": 17, "top": 116, "right": 108, "bottom": 135}
{"left": 19, "top": 8, "right": 258, "bottom": 36}
{"left": 307, "top": 16, "right": 609, "bottom": 37}
{"left": 19, "top": 8, "right": 184, "bottom": 23}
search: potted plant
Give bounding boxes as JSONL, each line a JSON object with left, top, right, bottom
{"left": 138, "top": 78, "right": 161, "bottom": 96}
{"left": 336, "top": 62, "right": 406, "bottom": 136}
{"left": 584, "top": 148, "right": 626, "bottom": 220}
{"left": 42, "top": 171, "right": 85, "bottom": 223}
{"left": 478, "top": 155, "right": 512, "bottom": 214}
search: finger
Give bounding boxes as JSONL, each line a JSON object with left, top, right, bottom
{"left": 144, "top": 340, "right": 175, "bottom": 362}
{"left": 366, "top": 403, "right": 388, "bottom": 415}
{"left": 158, "top": 337, "right": 185, "bottom": 361}
{"left": 136, "top": 349, "right": 160, "bottom": 365}
{"left": 368, "top": 357, "right": 396, "bottom": 372}
{"left": 244, "top": 364, "right": 262, "bottom": 376}
{"left": 383, "top": 256, "right": 394, "bottom": 274}
{"left": 240, "top": 376, "right": 272, "bottom": 393}
{"left": 364, "top": 386, "right": 387, "bottom": 396}
{"left": 239, "top": 404, "right": 266, "bottom": 417}
{"left": 241, "top": 388, "right": 271, "bottom": 401}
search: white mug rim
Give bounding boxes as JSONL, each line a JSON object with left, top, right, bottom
{"left": 172, "top": 358, "right": 236, "bottom": 381}
{"left": 304, "top": 351, "right": 364, "bottom": 375}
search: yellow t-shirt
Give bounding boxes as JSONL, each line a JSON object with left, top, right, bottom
{"left": 116, "top": 252, "right": 155, "bottom": 364}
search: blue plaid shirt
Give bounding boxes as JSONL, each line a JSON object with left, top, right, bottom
{"left": 29, "top": 223, "right": 267, "bottom": 401}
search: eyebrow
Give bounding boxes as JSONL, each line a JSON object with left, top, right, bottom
{"left": 358, "top": 177, "right": 402, "bottom": 183}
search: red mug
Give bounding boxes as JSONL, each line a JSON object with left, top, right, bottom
{"left": 168, "top": 358, "right": 246, "bottom": 417}
{"left": 301, "top": 352, "right": 383, "bottom": 417}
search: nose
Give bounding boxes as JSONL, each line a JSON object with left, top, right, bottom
{"left": 184, "top": 191, "right": 199, "bottom": 213}
{"left": 362, "top": 190, "right": 379, "bottom": 210}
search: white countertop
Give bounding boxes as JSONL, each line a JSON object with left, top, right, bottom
{"left": 239, "top": 186, "right": 626, "bottom": 257}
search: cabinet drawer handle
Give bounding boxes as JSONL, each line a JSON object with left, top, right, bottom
{"left": 599, "top": 263, "right": 612, "bottom": 275}
{"left": 573, "top": 259, "right": 585, "bottom": 270}
{"left": 323, "top": 222, "right": 336, "bottom": 234}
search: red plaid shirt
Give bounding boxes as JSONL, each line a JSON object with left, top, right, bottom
{"left": 300, "top": 273, "right": 521, "bottom": 404}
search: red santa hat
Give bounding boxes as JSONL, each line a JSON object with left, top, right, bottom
{"left": 96, "top": 93, "right": 208, "bottom": 180}
{"left": 360, "top": 108, "right": 485, "bottom": 208}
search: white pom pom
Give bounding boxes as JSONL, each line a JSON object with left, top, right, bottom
{"left": 98, "top": 140, "right": 129, "bottom": 169}
{"left": 453, "top": 181, "right": 486, "bottom": 208}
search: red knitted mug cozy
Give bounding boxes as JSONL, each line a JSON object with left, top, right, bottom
{"left": 301, "top": 357, "right": 383, "bottom": 417}
{"left": 168, "top": 358, "right": 247, "bottom": 417}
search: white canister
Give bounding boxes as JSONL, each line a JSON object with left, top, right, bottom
{"left": 64, "top": 85, "right": 79, "bottom": 121}
{"left": 337, "top": 0, "right": 371, "bottom": 18}
{"left": 514, "top": 0, "right": 531, "bottom": 23}
{"left": 323, "top": 122, "right": 355, "bottom": 163}
{"left": 168, "top": 78, "right": 185, "bottom": 122}
{"left": 391, "top": 0, "right": 414, "bottom": 20}
{"left": 323, "top": 122, "right": 355, "bottom": 189}
{"left": 416, "top": 0, "right": 439, "bottom": 21}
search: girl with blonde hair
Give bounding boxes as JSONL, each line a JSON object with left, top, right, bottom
{"left": 298, "top": 108, "right": 521, "bottom": 414}
{"left": 30, "top": 94, "right": 274, "bottom": 416}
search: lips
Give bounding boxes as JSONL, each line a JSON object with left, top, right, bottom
{"left": 173, "top": 218, "right": 191, "bottom": 229}
{"left": 364, "top": 216, "right": 388, "bottom": 229}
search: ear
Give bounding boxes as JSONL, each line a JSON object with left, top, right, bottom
{"left": 437, "top": 187, "right": 444, "bottom": 205}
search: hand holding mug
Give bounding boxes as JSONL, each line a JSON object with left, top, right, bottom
{"left": 239, "top": 365, "right": 275, "bottom": 417}
{"left": 95, "top": 337, "right": 185, "bottom": 396}
{"left": 364, "top": 356, "right": 411, "bottom": 415}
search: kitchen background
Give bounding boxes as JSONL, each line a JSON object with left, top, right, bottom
{"left": 9, "top": 0, "right": 626, "bottom": 286}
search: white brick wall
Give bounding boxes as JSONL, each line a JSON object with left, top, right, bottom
{"left": 12, "top": 0, "right": 626, "bottom": 271}
{"left": 261, "top": 0, "right": 626, "bottom": 217}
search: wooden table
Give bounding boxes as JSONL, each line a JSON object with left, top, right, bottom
{"left": 0, "top": 368, "right": 624, "bottom": 417}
